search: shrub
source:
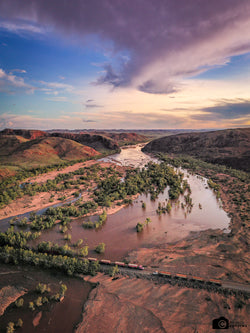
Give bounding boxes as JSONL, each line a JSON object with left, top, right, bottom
{"left": 36, "top": 283, "right": 48, "bottom": 294}
{"left": 35, "top": 296, "right": 43, "bottom": 307}
{"left": 15, "top": 298, "right": 24, "bottom": 308}
{"left": 95, "top": 242, "right": 105, "bottom": 254}
{"left": 136, "top": 223, "right": 144, "bottom": 232}
{"left": 16, "top": 318, "right": 23, "bottom": 328}
{"left": 29, "top": 301, "right": 35, "bottom": 311}
{"left": 6, "top": 322, "right": 15, "bottom": 333}
{"left": 109, "top": 265, "right": 119, "bottom": 277}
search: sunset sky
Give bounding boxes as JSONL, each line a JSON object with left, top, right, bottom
{"left": 0, "top": 0, "right": 250, "bottom": 130}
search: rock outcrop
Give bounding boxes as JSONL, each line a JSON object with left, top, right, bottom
{"left": 143, "top": 128, "right": 250, "bottom": 171}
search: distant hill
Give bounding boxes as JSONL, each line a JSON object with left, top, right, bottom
{"left": 142, "top": 128, "right": 250, "bottom": 172}
{"left": 0, "top": 128, "right": 121, "bottom": 153}
{"left": 50, "top": 132, "right": 120, "bottom": 152}
{"left": 0, "top": 136, "right": 100, "bottom": 170}
{"left": 1, "top": 128, "right": 47, "bottom": 140}
{"left": 91, "top": 131, "right": 148, "bottom": 146}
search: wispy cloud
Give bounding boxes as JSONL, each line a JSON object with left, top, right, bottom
{"left": 39, "top": 80, "right": 74, "bottom": 92}
{"left": 0, "top": 19, "right": 45, "bottom": 35}
{"left": 84, "top": 99, "right": 103, "bottom": 108}
{"left": 0, "top": 68, "right": 34, "bottom": 94}
{"left": 45, "top": 96, "right": 70, "bottom": 102}
{"left": 10, "top": 69, "right": 27, "bottom": 74}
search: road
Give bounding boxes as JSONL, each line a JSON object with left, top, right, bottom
{"left": 99, "top": 264, "right": 250, "bottom": 297}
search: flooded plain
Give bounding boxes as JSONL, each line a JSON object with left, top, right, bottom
{"left": 0, "top": 264, "right": 94, "bottom": 333}
{"left": 20, "top": 145, "right": 230, "bottom": 260}
{"left": 0, "top": 145, "right": 231, "bottom": 332}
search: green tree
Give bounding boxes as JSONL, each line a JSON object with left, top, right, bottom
{"left": 6, "top": 322, "right": 15, "bottom": 333}
{"left": 15, "top": 298, "right": 24, "bottom": 308}
{"left": 29, "top": 301, "right": 35, "bottom": 311}
{"left": 60, "top": 284, "right": 67, "bottom": 297}
{"left": 89, "top": 260, "right": 100, "bottom": 276}
{"left": 79, "top": 245, "right": 89, "bottom": 257}
{"left": 35, "top": 297, "right": 43, "bottom": 307}
{"left": 166, "top": 202, "right": 172, "bottom": 213}
{"left": 36, "top": 283, "right": 47, "bottom": 294}
{"left": 16, "top": 318, "right": 23, "bottom": 328}
{"left": 42, "top": 297, "right": 49, "bottom": 304}
{"left": 109, "top": 264, "right": 119, "bottom": 277}
{"left": 95, "top": 242, "right": 105, "bottom": 254}
{"left": 74, "top": 239, "right": 83, "bottom": 247}
{"left": 136, "top": 222, "right": 144, "bottom": 232}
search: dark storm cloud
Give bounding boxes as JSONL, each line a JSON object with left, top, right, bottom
{"left": 193, "top": 99, "right": 250, "bottom": 121}
{"left": 138, "top": 80, "right": 178, "bottom": 95}
{"left": 94, "top": 64, "right": 123, "bottom": 87}
{"left": 1, "top": 0, "right": 250, "bottom": 93}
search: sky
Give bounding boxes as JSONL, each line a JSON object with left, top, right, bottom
{"left": 0, "top": 0, "right": 250, "bottom": 130}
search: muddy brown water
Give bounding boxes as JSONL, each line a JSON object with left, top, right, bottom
{"left": 0, "top": 264, "right": 94, "bottom": 333}
{"left": 0, "top": 145, "right": 230, "bottom": 332}
{"left": 27, "top": 145, "right": 229, "bottom": 260}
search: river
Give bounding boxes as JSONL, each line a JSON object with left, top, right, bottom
{"left": 21, "top": 144, "right": 230, "bottom": 260}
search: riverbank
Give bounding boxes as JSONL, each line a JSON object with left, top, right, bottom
{"left": 126, "top": 155, "right": 249, "bottom": 284}
{"left": 0, "top": 160, "right": 128, "bottom": 220}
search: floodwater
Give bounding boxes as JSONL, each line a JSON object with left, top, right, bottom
{"left": 100, "top": 143, "right": 159, "bottom": 168}
{"left": 0, "top": 264, "right": 94, "bottom": 333}
{"left": 27, "top": 145, "right": 229, "bottom": 260}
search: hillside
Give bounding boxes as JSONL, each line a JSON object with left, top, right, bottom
{"left": 0, "top": 128, "right": 121, "bottom": 153}
{"left": 0, "top": 136, "right": 100, "bottom": 169}
{"left": 93, "top": 131, "right": 148, "bottom": 146}
{"left": 50, "top": 132, "right": 120, "bottom": 152}
{"left": 142, "top": 128, "right": 250, "bottom": 171}
{"left": 1, "top": 128, "right": 47, "bottom": 140}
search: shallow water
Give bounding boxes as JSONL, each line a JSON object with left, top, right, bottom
{"left": 28, "top": 145, "right": 229, "bottom": 260}
{"left": 0, "top": 264, "right": 94, "bottom": 333}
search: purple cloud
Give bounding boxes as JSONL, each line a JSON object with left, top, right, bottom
{"left": 192, "top": 99, "right": 250, "bottom": 121}
{"left": 1, "top": 0, "right": 250, "bottom": 93}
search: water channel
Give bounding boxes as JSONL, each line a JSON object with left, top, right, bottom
{"left": 1, "top": 144, "right": 229, "bottom": 260}
{"left": 0, "top": 144, "right": 232, "bottom": 332}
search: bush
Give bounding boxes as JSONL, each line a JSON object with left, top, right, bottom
{"left": 15, "top": 298, "right": 24, "bottom": 308}
{"left": 60, "top": 284, "right": 67, "bottom": 297}
{"left": 29, "top": 301, "right": 35, "bottom": 311}
{"left": 6, "top": 322, "right": 15, "bottom": 333}
{"left": 35, "top": 296, "right": 43, "bottom": 307}
{"left": 64, "top": 233, "right": 71, "bottom": 241}
{"left": 109, "top": 265, "right": 119, "bottom": 277}
{"left": 136, "top": 223, "right": 144, "bottom": 232}
{"left": 79, "top": 246, "right": 89, "bottom": 257}
{"left": 36, "top": 283, "right": 49, "bottom": 294}
{"left": 95, "top": 242, "right": 105, "bottom": 254}
{"left": 16, "top": 318, "right": 23, "bottom": 328}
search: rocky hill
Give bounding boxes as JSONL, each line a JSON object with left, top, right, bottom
{"left": 0, "top": 128, "right": 47, "bottom": 140}
{"left": 0, "top": 136, "right": 99, "bottom": 169}
{"left": 142, "top": 128, "right": 250, "bottom": 171}
{"left": 50, "top": 132, "right": 120, "bottom": 152}
{"left": 102, "top": 132, "right": 148, "bottom": 146}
